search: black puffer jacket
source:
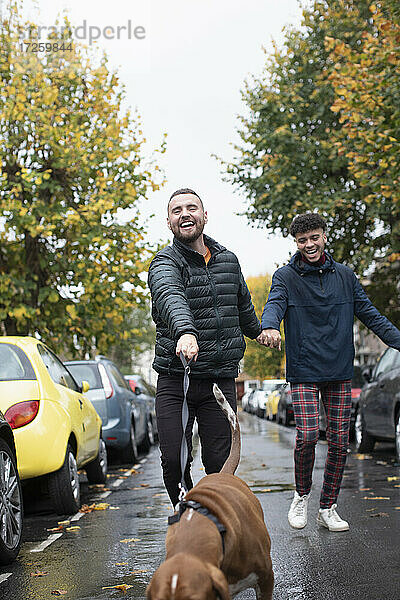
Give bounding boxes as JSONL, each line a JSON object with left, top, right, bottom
{"left": 148, "top": 235, "right": 261, "bottom": 378}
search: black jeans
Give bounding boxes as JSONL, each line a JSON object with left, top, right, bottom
{"left": 155, "top": 374, "right": 237, "bottom": 506}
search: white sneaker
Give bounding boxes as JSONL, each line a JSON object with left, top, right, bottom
{"left": 317, "top": 504, "right": 349, "bottom": 531}
{"left": 288, "top": 491, "right": 309, "bottom": 529}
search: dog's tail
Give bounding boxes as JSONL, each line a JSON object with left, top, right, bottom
{"left": 212, "top": 383, "right": 241, "bottom": 474}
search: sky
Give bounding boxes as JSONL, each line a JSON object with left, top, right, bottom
{"left": 21, "top": 0, "right": 303, "bottom": 277}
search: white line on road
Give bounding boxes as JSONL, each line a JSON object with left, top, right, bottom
{"left": 0, "top": 573, "right": 12, "bottom": 584}
{"left": 98, "top": 491, "right": 112, "bottom": 499}
{"left": 30, "top": 533, "right": 63, "bottom": 553}
{"left": 112, "top": 478, "right": 124, "bottom": 487}
{"left": 70, "top": 511, "right": 86, "bottom": 522}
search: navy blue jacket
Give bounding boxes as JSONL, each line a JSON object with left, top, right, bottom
{"left": 261, "top": 252, "right": 400, "bottom": 383}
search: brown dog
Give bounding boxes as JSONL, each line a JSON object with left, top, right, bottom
{"left": 146, "top": 384, "right": 274, "bottom": 600}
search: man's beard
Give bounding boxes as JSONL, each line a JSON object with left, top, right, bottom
{"left": 172, "top": 218, "right": 206, "bottom": 244}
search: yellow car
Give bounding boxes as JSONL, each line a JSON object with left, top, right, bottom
{"left": 0, "top": 337, "right": 107, "bottom": 515}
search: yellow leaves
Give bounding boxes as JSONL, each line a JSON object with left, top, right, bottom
{"left": 102, "top": 585, "right": 133, "bottom": 594}
{"left": 12, "top": 306, "right": 28, "bottom": 319}
{"left": 369, "top": 4, "right": 377, "bottom": 13}
{"left": 66, "top": 304, "right": 78, "bottom": 320}
{"left": 120, "top": 538, "right": 140, "bottom": 543}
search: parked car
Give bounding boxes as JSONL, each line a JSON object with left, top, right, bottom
{"left": 241, "top": 389, "right": 256, "bottom": 412}
{"left": 319, "top": 366, "right": 367, "bottom": 439}
{"left": 355, "top": 347, "right": 400, "bottom": 460}
{"left": 124, "top": 374, "right": 158, "bottom": 442}
{"left": 0, "top": 410, "right": 23, "bottom": 565}
{"left": 65, "top": 357, "right": 150, "bottom": 463}
{"left": 259, "top": 380, "right": 286, "bottom": 419}
{"left": 248, "top": 390, "right": 262, "bottom": 415}
{"left": 0, "top": 337, "right": 107, "bottom": 515}
{"left": 277, "top": 385, "right": 294, "bottom": 426}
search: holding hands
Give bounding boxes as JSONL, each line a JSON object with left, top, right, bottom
{"left": 257, "top": 328, "right": 282, "bottom": 351}
{"left": 176, "top": 333, "right": 199, "bottom": 361}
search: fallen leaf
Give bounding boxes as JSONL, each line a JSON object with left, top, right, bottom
{"left": 387, "top": 476, "right": 399, "bottom": 482}
{"left": 140, "top": 484, "right": 149, "bottom": 488}
{"left": 115, "top": 563, "right": 128, "bottom": 566}
{"left": 130, "top": 569, "right": 148, "bottom": 574}
{"left": 354, "top": 454, "right": 372, "bottom": 460}
{"left": 259, "top": 488, "right": 272, "bottom": 492}
{"left": 152, "top": 493, "right": 167, "bottom": 498}
{"left": 47, "top": 526, "right": 64, "bottom": 532}
{"left": 120, "top": 538, "right": 140, "bottom": 543}
{"left": 30, "top": 571, "right": 49, "bottom": 577}
{"left": 359, "top": 488, "right": 371, "bottom": 491}
{"left": 51, "top": 591, "right": 68, "bottom": 596}
{"left": 362, "top": 496, "right": 390, "bottom": 500}
{"left": 102, "top": 584, "right": 133, "bottom": 593}
{"left": 395, "top": 507, "right": 400, "bottom": 510}
{"left": 376, "top": 461, "right": 388, "bottom": 465}
{"left": 366, "top": 508, "right": 377, "bottom": 511}
{"left": 66, "top": 526, "right": 81, "bottom": 532}
{"left": 394, "top": 485, "right": 400, "bottom": 488}
{"left": 261, "top": 463, "right": 266, "bottom": 467}
{"left": 57, "top": 520, "right": 70, "bottom": 526}
{"left": 370, "top": 512, "right": 389, "bottom": 518}
{"left": 109, "top": 506, "right": 120, "bottom": 510}
{"left": 80, "top": 503, "right": 96, "bottom": 513}
{"left": 93, "top": 503, "right": 110, "bottom": 511}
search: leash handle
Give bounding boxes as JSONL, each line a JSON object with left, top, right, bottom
{"left": 178, "top": 351, "right": 192, "bottom": 502}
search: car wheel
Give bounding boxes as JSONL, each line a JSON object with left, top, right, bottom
{"left": 48, "top": 444, "right": 80, "bottom": 515}
{"left": 85, "top": 439, "right": 108, "bottom": 484}
{"left": 120, "top": 423, "right": 138, "bottom": 464}
{"left": 355, "top": 411, "right": 375, "bottom": 453}
{"left": 0, "top": 439, "right": 23, "bottom": 565}
{"left": 140, "top": 418, "right": 154, "bottom": 453}
{"left": 395, "top": 412, "right": 400, "bottom": 463}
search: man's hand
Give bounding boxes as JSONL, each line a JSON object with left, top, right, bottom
{"left": 176, "top": 334, "right": 199, "bottom": 361}
{"left": 256, "top": 328, "right": 281, "bottom": 350}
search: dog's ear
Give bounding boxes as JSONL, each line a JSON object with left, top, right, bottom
{"left": 206, "top": 564, "right": 230, "bottom": 600}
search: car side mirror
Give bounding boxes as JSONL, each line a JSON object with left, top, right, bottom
{"left": 362, "top": 366, "right": 373, "bottom": 383}
{"left": 135, "top": 386, "right": 142, "bottom": 396}
{"left": 81, "top": 380, "right": 90, "bottom": 393}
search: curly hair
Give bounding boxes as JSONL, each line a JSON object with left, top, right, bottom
{"left": 289, "top": 213, "right": 326, "bottom": 237}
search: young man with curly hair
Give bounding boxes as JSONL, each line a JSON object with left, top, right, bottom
{"left": 258, "top": 212, "right": 400, "bottom": 531}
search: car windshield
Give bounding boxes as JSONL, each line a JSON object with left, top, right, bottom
{"left": 65, "top": 363, "right": 102, "bottom": 390}
{"left": 0, "top": 343, "right": 36, "bottom": 381}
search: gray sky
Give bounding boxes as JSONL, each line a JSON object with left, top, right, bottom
{"left": 23, "top": 0, "right": 302, "bottom": 277}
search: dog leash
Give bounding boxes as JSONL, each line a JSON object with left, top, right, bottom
{"left": 178, "top": 351, "right": 193, "bottom": 502}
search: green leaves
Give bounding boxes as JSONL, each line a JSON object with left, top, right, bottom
{"left": 222, "top": 0, "right": 399, "bottom": 321}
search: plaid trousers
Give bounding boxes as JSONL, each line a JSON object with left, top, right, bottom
{"left": 290, "top": 380, "right": 352, "bottom": 509}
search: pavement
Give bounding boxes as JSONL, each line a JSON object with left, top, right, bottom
{"left": 1, "top": 409, "right": 399, "bottom": 599}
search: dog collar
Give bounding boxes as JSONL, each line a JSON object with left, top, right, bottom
{"left": 168, "top": 499, "right": 226, "bottom": 553}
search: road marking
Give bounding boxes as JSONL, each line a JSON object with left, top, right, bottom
{"left": 98, "top": 491, "right": 112, "bottom": 499}
{"left": 112, "top": 478, "right": 124, "bottom": 487}
{"left": 30, "top": 533, "right": 63, "bottom": 553}
{"left": 70, "top": 511, "right": 86, "bottom": 522}
{"left": 0, "top": 573, "right": 12, "bottom": 584}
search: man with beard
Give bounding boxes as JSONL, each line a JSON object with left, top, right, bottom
{"left": 148, "top": 188, "right": 261, "bottom": 507}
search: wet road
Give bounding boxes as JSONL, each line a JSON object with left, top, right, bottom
{"left": 1, "top": 410, "right": 399, "bottom": 599}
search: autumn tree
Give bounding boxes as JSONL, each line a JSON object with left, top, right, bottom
{"left": 0, "top": 3, "right": 164, "bottom": 355}
{"left": 223, "top": 1, "right": 399, "bottom": 320}
{"left": 243, "top": 274, "right": 285, "bottom": 379}
{"left": 326, "top": 0, "right": 400, "bottom": 321}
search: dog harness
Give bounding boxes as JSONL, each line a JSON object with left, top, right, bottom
{"left": 168, "top": 499, "right": 227, "bottom": 553}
